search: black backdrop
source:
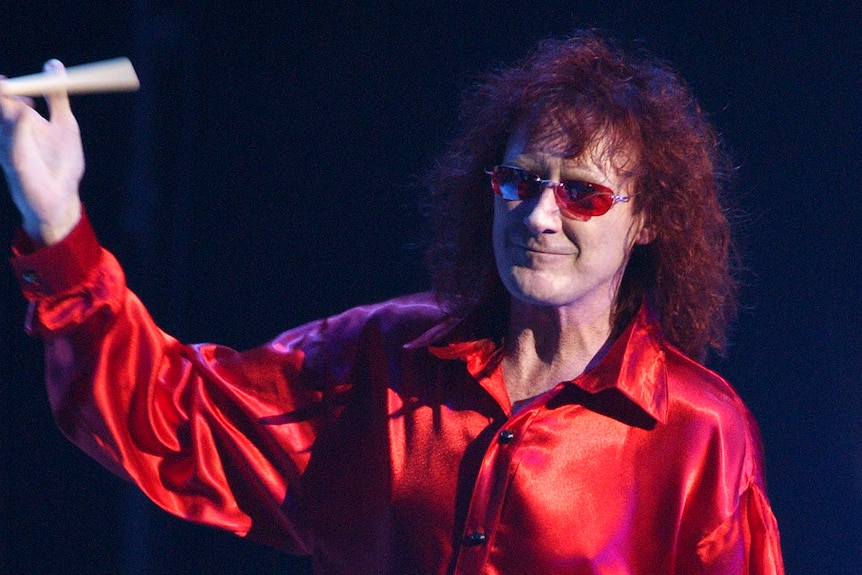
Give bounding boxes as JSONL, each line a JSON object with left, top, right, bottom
{"left": 2, "top": 2, "right": 860, "bottom": 573}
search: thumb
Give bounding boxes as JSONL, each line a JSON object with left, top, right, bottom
{"left": 42, "top": 59, "right": 74, "bottom": 121}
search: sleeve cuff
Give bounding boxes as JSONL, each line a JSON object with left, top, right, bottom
{"left": 9, "top": 210, "right": 103, "bottom": 299}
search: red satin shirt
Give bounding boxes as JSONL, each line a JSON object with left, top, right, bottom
{"left": 12, "top": 214, "right": 784, "bottom": 574}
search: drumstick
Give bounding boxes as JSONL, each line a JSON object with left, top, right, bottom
{"left": 0, "top": 57, "right": 140, "bottom": 97}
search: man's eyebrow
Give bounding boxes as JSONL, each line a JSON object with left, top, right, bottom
{"left": 559, "top": 161, "right": 609, "bottom": 180}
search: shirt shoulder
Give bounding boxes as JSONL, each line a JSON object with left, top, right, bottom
{"left": 280, "top": 292, "right": 450, "bottom": 348}
{"left": 662, "top": 344, "right": 766, "bottom": 488}
{"left": 257, "top": 293, "right": 448, "bottom": 379}
{"left": 663, "top": 345, "right": 753, "bottom": 427}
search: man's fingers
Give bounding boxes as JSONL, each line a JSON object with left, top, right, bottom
{"left": 42, "top": 59, "right": 74, "bottom": 122}
{"left": 0, "top": 77, "right": 30, "bottom": 124}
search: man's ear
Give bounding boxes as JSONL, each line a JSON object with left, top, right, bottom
{"left": 634, "top": 223, "right": 655, "bottom": 245}
{"left": 633, "top": 212, "right": 655, "bottom": 245}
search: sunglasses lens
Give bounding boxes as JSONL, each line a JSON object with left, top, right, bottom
{"left": 492, "top": 166, "right": 540, "bottom": 200}
{"left": 556, "top": 182, "right": 614, "bottom": 217}
{"left": 490, "top": 166, "right": 618, "bottom": 219}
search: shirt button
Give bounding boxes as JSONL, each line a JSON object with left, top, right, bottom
{"left": 22, "top": 271, "right": 39, "bottom": 284}
{"left": 464, "top": 531, "right": 487, "bottom": 547}
{"left": 498, "top": 429, "right": 515, "bottom": 444}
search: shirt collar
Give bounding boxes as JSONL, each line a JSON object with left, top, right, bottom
{"left": 410, "top": 303, "right": 669, "bottom": 424}
{"left": 573, "top": 304, "right": 669, "bottom": 424}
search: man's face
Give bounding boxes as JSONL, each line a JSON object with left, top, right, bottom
{"left": 492, "top": 128, "right": 650, "bottom": 316}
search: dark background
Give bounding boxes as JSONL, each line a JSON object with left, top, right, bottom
{"left": 1, "top": 2, "right": 860, "bottom": 573}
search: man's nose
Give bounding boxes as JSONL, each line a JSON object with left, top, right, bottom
{"left": 523, "top": 184, "right": 562, "bottom": 233}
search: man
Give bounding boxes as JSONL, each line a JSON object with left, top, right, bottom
{"left": 2, "top": 31, "right": 783, "bottom": 574}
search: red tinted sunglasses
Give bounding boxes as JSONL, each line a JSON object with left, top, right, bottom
{"left": 487, "top": 165, "right": 630, "bottom": 220}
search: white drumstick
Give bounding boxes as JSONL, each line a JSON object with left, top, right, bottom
{"left": 0, "top": 57, "right": 140, "bottom": 97}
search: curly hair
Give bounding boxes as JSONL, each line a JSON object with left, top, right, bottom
{"left": 425, "top": 30, "right": 737, "bottom": 361}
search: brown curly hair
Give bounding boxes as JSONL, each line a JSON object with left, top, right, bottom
{"left": 425, "top": 30, "right": 737, "bottom": 362}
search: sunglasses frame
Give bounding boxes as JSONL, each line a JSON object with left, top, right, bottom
{"left": 487, "top": 165, "right": 630, "bottom": 220}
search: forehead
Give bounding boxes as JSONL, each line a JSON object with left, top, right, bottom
{"left": 505, "top": 123, "right": 638, "bottom": 177}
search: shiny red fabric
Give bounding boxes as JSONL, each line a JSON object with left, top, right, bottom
{"left": 11, "top": 214, "right": 784, "bottom": 574}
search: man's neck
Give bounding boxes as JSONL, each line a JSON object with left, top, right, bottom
{"left": 501, "top": 298, "right": 613, "bottom": 404}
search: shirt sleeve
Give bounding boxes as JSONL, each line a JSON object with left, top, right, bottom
{"left": 692, "top": 403, "right": 785, "bottom": 575}
{"left": 9, "top": 213, "right": 334, "bottom": 555}
{"left": 696, "top": 482, "right": 784, "bottom": 574}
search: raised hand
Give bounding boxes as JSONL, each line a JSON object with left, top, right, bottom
{"left": 0, "top": 59, "right": 84, "bottom": 245}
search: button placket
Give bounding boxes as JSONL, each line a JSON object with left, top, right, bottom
{"left": 454, "top": 410, "right": 537, "bottom": 574}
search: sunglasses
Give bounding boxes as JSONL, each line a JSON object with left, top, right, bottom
{"left": 487, "top": 165, "right": 630, "bottom": 220}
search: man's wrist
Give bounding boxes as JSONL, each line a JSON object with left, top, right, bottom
{"left": 21, "top": 198, "right": 83, "bottom": 247}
